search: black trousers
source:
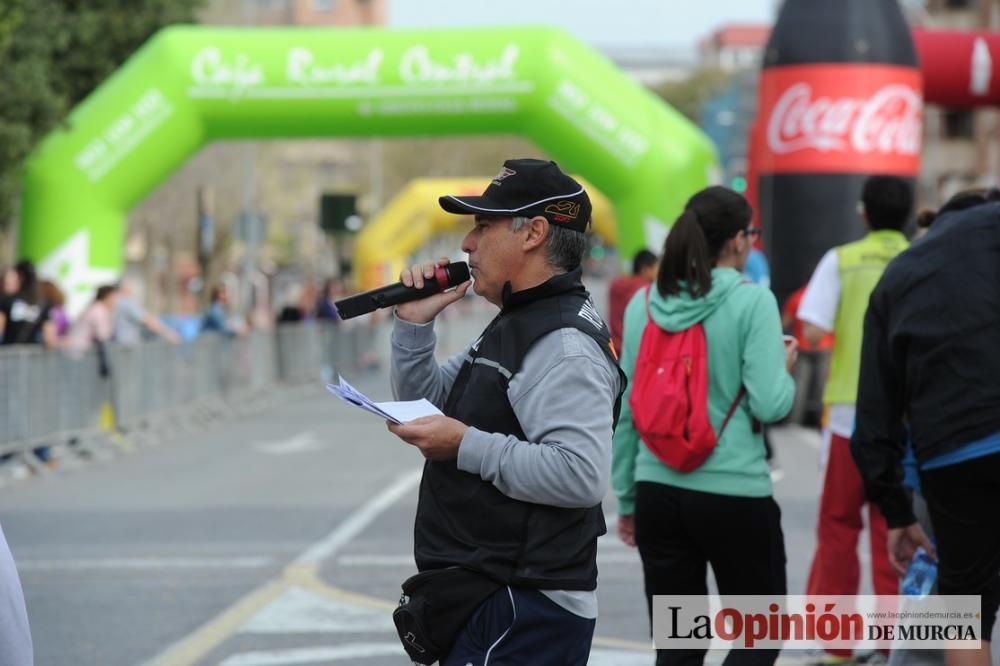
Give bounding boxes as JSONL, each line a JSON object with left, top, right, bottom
{"left": 442, "top": 587, "right": 595, "bottom": 666}
{"left": 921, "top": 451, "right": 1000, "bottom": 641}
{"left": 635, "top": 481, "right": 788, "bottom": 666}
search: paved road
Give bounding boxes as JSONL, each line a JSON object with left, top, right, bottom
{"left": 2, "top": 369, "right": 995, "bottom": 665}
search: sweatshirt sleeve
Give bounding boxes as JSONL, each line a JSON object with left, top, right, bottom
{"left": 742, "top": 288, "right": 796, "bottom": 423}
{"left": 456, "top": 327, "right": 620, "bottom": 509}
{"left": 850, "top": 285, "right": 915, "bottom": 528}
{"left": 390, "top": 313, "right": 470, "bottom": 409}
{"left": 611, "top": 289, "right": 647, "bottom": 516}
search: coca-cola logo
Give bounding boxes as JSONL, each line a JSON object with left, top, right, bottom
{"left": 767, "top": 82, "right": 921, "bottom": 157}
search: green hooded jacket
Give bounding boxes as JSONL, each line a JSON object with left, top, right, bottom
{"left": 612, "top": 267, "right": 795, "bottom": 514}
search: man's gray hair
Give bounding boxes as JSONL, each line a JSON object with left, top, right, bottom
{"left": 511, "top": 216, "right": 587, "bottom": 272}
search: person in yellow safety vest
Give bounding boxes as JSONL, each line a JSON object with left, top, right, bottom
{"left": 796, "top": 175, "right": 913, "bottom": 662}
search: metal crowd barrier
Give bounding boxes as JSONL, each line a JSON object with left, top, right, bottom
{"left": 0, "top": 346, "right": 109, "bottom": 460}
{"left": 0, "top": 320, "right": 379, "bottom": 470}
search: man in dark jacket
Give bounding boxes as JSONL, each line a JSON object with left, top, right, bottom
{"left": 386, "top": 159, "right": 624, "bottom": 665}
{"left": 852, "top": 190, "right": 1000, "bottom": 666}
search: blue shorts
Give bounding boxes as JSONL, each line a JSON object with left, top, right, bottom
{"left": 442, "top": 586, "right": 596, "bottom": 666}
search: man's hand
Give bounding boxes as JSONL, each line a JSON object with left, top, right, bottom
{"left": 888, "top": 523, "right": 936, "bottom": 576}
{"left": 395, "top": 257, "right": 471, "bottom": 324}
{"left": 387, "top": 415, "right": 468, "bottom": 461}
{"left": 618, "top": 514, "right": 636, "bottom": 548}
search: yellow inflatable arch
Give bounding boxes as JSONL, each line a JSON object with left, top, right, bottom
{"left": 354, "top": 177, "right": 618, "bottom": 291}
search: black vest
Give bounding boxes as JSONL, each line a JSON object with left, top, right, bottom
{"left": 414, "top": 269, "right": 625, "bottom": 590}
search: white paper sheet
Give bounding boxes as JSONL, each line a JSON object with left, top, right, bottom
{"left": 325, "top": 375, "right": 443, "bottom": 424}
{"left": 372, "top": 399, "right": 442, "bottom": 423}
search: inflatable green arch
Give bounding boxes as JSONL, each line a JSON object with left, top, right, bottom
{"left": 20, "top": 25, "right": 717, "bottom": 314}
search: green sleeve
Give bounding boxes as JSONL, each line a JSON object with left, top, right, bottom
{"left": 611, "top": 287, "right": 648, "bottom": 516}
{"left": 741, "top": 288, "right": 796, "bottom": 423}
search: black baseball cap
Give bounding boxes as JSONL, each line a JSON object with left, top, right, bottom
{"left": 438, "top": 159, "right": 592, "bottom": 233}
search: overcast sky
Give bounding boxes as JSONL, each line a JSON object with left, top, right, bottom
{"left": 387, "top": 0, "right": 777, "bottom": 54}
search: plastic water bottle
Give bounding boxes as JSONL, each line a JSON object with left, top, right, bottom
{"left": 901, "top": 546, "right": 937, "bottom": 598}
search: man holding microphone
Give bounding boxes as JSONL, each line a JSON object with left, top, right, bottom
{"left": 385, "top": 158, "right": 624, "bottom": 665}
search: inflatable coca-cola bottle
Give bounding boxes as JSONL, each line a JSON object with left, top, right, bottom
{"left": 755, "top": 0, "right": 922, "bottom": 304}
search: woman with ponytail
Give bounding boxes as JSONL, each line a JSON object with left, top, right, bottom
{"left": 612, "top": 186, "right": 797, "bottom": 666}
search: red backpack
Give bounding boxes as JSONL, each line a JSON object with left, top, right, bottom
{"left": 628, "top": 286, "right": 745, "bottom": 473}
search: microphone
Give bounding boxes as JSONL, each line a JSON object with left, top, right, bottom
{"left": 334, "top": 261, "right": 471, "bottom": 320}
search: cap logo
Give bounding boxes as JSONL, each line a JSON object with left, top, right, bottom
{"left": 492, "top": 167, "right": 516, "bottom": 185}
{"left": 544, "top": 200, "right": 580, "bottom": 221}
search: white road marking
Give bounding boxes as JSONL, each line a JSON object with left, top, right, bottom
{"left": 295, "top": 469, "right": 422, "bottom": 565}
{"left": 218, "top": 643, "right": 405, "bottom": 666}
{"left": 218, "top": 645, "right": 651, "bottom": 666}
{"left": 141, "top": 469, "right": 423, "bottom": 666}
{"left": 335, "top": 554, "right": 414, "bottom": 567}
{"left": 238, "top": 586, "right": 393, "bottom": 634}
{"left": 588, "top": 648, "right": 655, "bottom": 665}
{"left": 252, "top": 432, "right": 325, "bottom": 455}
{"left": 334, "top": 550, "right": 640, "bottom": 567}
{"left": 17, "top": 557, "right": 271, "bottom": 572}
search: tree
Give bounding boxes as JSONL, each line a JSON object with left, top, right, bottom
{"left": 52, "top": 1, "right": 204, "bottom": 108}
{"left": 0, "top": 0, "right": 65, "bottom": 238}
{"left": 650, "top": 67, "right": 733, "bottom": 125}
{"left": 0, "top": 0, "right": 203, "bottom": 244}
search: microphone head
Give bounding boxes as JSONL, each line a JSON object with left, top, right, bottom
{"left": 447, "top": 261, "right": 471, "bottom": 284}
{"left": 333, "top": 292, "right": 376, "bottom": 320}
{"left": 334, "top": 260, "right": 472, "bottom": 321}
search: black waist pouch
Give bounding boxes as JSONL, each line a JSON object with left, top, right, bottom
{"left": 393, "top": 567, "right": 502, "bottom": 664}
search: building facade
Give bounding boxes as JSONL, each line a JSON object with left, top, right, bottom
{"left": 698, "top": 25, "right": 770, "bottom": 190}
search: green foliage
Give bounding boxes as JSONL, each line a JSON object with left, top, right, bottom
{"left": 0, "top": 1, "right": 25, "bottom": 60}
{"left": 0, "top": 0, "right": 63, "bottom": 235}
{"left": 53, "top": 0, "right": 204, "bottom": 108}
{"left": 650, "top": 68, "right": 733, "bottom": 125}
{"left": 0, "top": 0, "right": 203, "bottom": 236}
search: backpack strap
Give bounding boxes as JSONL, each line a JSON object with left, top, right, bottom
{"left": 645, "top": 283, "right": 754, "bottom": 439}
{"left": 718, "top": 280, "right": 761, "bottom": 437}
{"left": 718, "top": 386, "right": 746, "bottom": 437}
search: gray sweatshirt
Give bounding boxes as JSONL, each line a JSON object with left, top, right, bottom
{"left": 391, "top": 313, "right": 621, "bottom": 618}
